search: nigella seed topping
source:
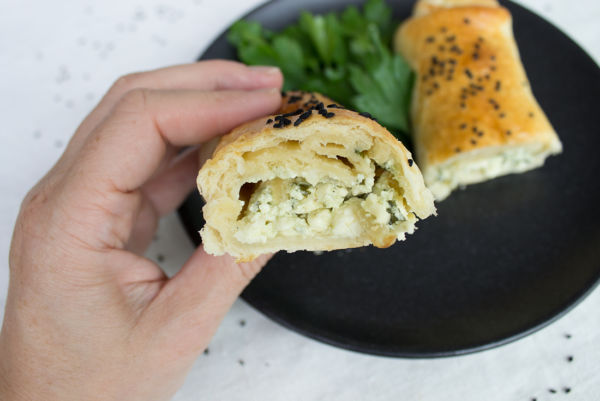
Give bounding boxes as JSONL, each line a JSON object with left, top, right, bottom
{"left": 506, "top": 130, "right": 512, "bottom": 135}
{"left": 281, "top": 91, "right": 287, "bottom": 97}
{"left": 495, "top": 81, "right": 501, "bottom": 91}
{"left": 460, "top": 123, "right": 467, "bottom": 129}
{"left": 440, "top": 26, "right": 448, "bottom": 33}
{"left": 324, "top": 112, "right": 335, "bottom": 118}
{"left": 287, "top": 95, "right": 303, "bottom": 104}
{"left": 316, "top": 102, "right": 325, "bottom": 110}
{"left": 438, "top": 45, "right": 446, "bottom": 51}
{"left": 549, "top": 389, "right": 557, "bottom": 394}
{"left": 485, "top": 74, "right": 491, "bottom": 80}
{"left": 472, "top": 53, "right": 480, "bottom": 60}
{"left": 318, "top": 108, "right": 328, "bottom": 116}
{"left": 408, "top": 158, "right": 414, "bottom": 167}
{"left": 529, "top": 112, "right": 535, "bottom": 118}
{"left": 429, "top": 68, "right": 436, "bottom": 76}
{"left": 472, "top": 126, "right": 478, "bottom": 133}
{"left": 426, "top": 36, "right": 435, "bottom": 43}
{"left": 460, "top": 102, "right": 466, "bottom": 109}
{"left": 470, "top": 139, "right": 477, "bottom": 145}
{"left": 464, "top": 18, "right": 470, "bottom": 24}
{"left": 491, "top": 55, "right": 496, "bottom": 61}
{"left": 465, "top": 69, "right": 473, "bottom": 79}
{"left": 448, "top": 59, "right": 456, "bottom": 65}
{"left": 266, "top": 118, "right": 273, "bottom": 124}
{"left": 327, "top": 103, "right": 344, "bottom": 109}
{"left": 499, "top": 112, "right": 506, "bottom": 118}
{"left": 478, "top": 36, "right": 484, "bottom": 42}
{"left": 282, "top": 108, "right": 304, "bottom": 117}
{"left": 477, "top": 131, "right": 484, "bottom": 137}
{"left": 446, "top": 35, "right": 456, "bottom": 42}
{"left": 433, "top": 82, "right": 439, "bottom": 89}
{"left": 455, "top": 147, "right": 461, "bottom": 153}
{"left": 431, "top": 55, "right": 439, "bottom": 65}
{"left": 359, "top": 111, "right": 376, "bottom": 120}
{"left": 491, "top": 65, "right": 497, "bottom": 71}
{"left": 281, "top": 117, "right": 292, "bottom": 126}
{"left": 273, "top": 122, "right": 283, "bottom": 128}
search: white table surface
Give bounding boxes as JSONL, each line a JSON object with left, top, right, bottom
{"left": 1, "top": 0, "right": 599, "bottom": 400}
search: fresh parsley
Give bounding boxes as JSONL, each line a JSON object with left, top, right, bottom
{"left": 228, "top": 0, "right": 414, "bottom": 141}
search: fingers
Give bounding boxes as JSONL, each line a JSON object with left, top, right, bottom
{"left": 66, "top": 61, "right": 282, "bottom": 157}
{"left": 72, "top": 88, "right": 281, "bottom": 195}
{"left": 145, "top": 247, "right": 272, "bottom": 355}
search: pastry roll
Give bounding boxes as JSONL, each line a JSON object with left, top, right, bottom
{"left": 197, "top": 92, "right": 436, "bottom": 261}
{"left": 395, "top": 0, "right": 562, "bottom": 200}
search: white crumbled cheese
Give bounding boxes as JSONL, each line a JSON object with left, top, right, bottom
{"left": 308, "top": 209, "right": 332, "bottom": 232}
{"left": 331, "top": 203, "right": 363, "bottom": 237}
{"left": 234, "top": 165, "right": 410, "bottom": 244}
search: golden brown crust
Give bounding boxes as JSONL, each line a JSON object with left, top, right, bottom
{"left": 197, "top": 91, "right": 436, "bottom": 260}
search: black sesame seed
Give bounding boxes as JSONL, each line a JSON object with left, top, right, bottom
{"left": 266, "top": 118, "right": 273, "bottom": 124}
{"left": 464, "top": 18, "right": 470, "bottom": 24}
{"left": 431, "top": 55, "right": 439, "bottom": 65}
{"left": 477, "top": 131, "right": 484, "bottom": 137}
{"left": 565, "top": 333, "right": 572, "bottom": 339}
{"left": 460, "top": 94, "right": 467, "bottom": 100}
{"left": 282, "top": 108, "right": 304, "bottom": 117}
{"left": 327, "top": 103, "right": 343, "bottom": 109}
{"left": 478, "top": 36, "right": 484, "bottom": 42}
{"left": 318, "top": 108, "right": 328, "bottom": 116}
{"left": 239, "top": 319, "right": 246, "bottom": 327}
{"left": 529, "top": 112, "right": 535, "bottom": 118}
{"left": 408, "top": 158, "right": 414, "bottom": 167}
{"left": 470, "top": 139, "right": 477, "bottom": 145}
{"left": 446, "top": 35, "right": 456, "bottom": 42}
{"left": 477, "top": 77, "right": 483, "bottom": 83}
{"left": 493, "top": 104, "right": 500, "bottom": 110}
{"left": 472, "top": 126, "right": 478, "bottom": 133}
{"left": 459, "top": 123, "right": 467, "bottom": 129}
{"left": 325, "top": 112, "right": 335, "bottom": 118}
{"left": 440, "top": 26, "right": 447, "bottom": 33}
{"left": 495, "top": 80, "right": 501, "bottom": 91}
{"left": 465, "top": 69, "right": 473, "bottom": 79}
{"left": 448, "top": 58, "right": 456, "bottom": 65}
{"left": 472, "top": 53, "right": 480, "bottom": 60}
{"left": 426, "top": 36, "right": 435, "bottom": 43}
{"left": 316, "top": 102, "right": 325, "bottom": 110}
{"left": 549, "top": 388, "right": 557, "bottom": 394}
{"left": 288, "top": 95, "right": 302, "bottom": 103}
{"left": 491, "top": 65, "right": 497, "bottom": 71}
{"left": 567, "top": 355, "right": 574, "bottom": 362}
{"left": 564, "top": 387, "right": 571, "bottom": 393}
{"left": 433, "top": 82, "right": 439, "bottom": 89}
{"left": 460, "top": 102, "right": 466, "bottom": 109}
{"left": 499, "top": 113, "right": 506, "bottom": 118}
{"left": 438, "top": 45, "right": 446, "bottom": 51}
{"left": 506, "top": 130, "right": 512, "bottom": 135}
{"left": 491, "top": 55, "right": 496, "bottom": 61}
{"left": 273, "top": 122, "right": 283, "bottom": 128}
{"left": 238, "top": 359, "right": 245, "bottom": 366}
{"left": 485, "top": 74, "right": 491, "bottom": 80}
{"left": 455, "top": 147, "right": 461, "bottom": 153}
{"left": 359, "top": 111, "right": 375, "bottom": 120}
{"left": 203, "top": 348, "right": 210, "bottom": 355}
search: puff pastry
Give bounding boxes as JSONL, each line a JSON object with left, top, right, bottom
{"left": 197, "top": 92, "right": 436, "bottom": 261}
{"left": 395, "top": 0, "right": 562, "bottom": 200}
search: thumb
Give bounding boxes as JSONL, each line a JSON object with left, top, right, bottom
{"left": 149, "top": 246, "right": 272, "bottom": 355}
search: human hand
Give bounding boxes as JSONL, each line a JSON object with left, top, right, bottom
{"left": 0, "top": 61, "right": 282, "bottom": 401}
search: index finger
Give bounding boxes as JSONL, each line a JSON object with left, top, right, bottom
{"left": 73, "top": 87, "right": 281, "bottom": 193}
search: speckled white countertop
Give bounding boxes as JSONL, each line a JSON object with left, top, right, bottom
{"left": 0, "top": 1, "right": 599, "bottom": 400}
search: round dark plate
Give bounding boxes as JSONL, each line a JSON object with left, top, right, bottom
{"left": 178, "top": 0, "right": 600, "bottom": 357}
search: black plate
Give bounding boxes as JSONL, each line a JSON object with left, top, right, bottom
{"left": 178, "top": 0, "right": 600, "bottom": 357}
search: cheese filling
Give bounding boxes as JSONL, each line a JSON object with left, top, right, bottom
{"left": 234, "top": 169, "right": 410, "bottom": 244}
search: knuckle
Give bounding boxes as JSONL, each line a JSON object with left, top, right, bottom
{"left": 110, "top": 72, "right": 144, "bottom": 95}
{"left": 116, "top": 87, "right": 151, "bottom": 113}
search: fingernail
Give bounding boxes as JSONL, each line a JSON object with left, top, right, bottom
{"left": 249, "top": 65, "right": 281, "bottom": 75}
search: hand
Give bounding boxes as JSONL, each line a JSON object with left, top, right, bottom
{"left": 0, "top": 61, "right": 282, "bottom": 401}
